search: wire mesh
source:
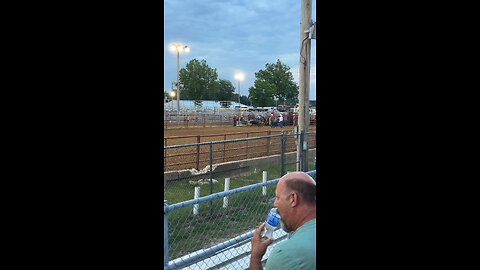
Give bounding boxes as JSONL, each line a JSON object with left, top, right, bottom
{"left": 163, "top": 131, "right": 316, "bottom": 269}
{"left": 166, "top": 180, "right": 278, "bottom": 268}
{"left": 164, "top": 133, "right": 316, "bottom": 203}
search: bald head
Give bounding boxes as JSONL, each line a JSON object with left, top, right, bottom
{"left": 278, "top": 172, "right": 316, "bottom": 205}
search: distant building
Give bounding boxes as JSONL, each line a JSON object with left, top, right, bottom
{"left": 164, "top": 100, "right": 248, "bottom": 111}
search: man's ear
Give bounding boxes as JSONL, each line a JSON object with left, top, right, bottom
{"left": 291, "top": 192, "right": 298, "bottom": 207}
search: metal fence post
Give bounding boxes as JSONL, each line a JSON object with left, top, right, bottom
{"left": 209, "top": 142, "right": 213, "bottom": 195}
{"left": 299, "top": 131, "right": 304, "bottom": 171}
{"left": 164, "top": 138, "right": 167, "bottom": 173}
{"left": 246, "top": 132, "right": 249, "bottom": 159}
{"left": 223, "top": 134, "right": 226, "bottom": 163}
{"left": 266, "top": 131, "right": 271, "bottom": 156}
{"left": 280, "top": 131, "right": 285, "bottom": 176}
{"left": 300, "top": 131, "right": 303, "bottom": 171}
{"left": 194, "top": 186, "right": 200, "bottom": 215}
{"left": 223, "top": 178, "right": 230, "bottom": 208}
{"left": 164, "top": 200, "right": 169, "bottom": 270}
{"left": 262, "top": 171, "right": 267, "bottom": 196}
{"left": 209, "top": 142, "right": 213, "bottom": 213}
{"left": 196, "top": 136, "right": 200, "bottom": 170}
{"left": 304, "top": 132, "right": 309, "bottom": 171}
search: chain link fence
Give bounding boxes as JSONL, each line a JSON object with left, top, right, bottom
{"left": 164, "top": 132, "right": 316, "bottom": 204}
{"left": 163, "top": 132, "right": 316, "bottom": 269}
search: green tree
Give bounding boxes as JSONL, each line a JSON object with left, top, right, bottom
{"left": 217, "top": 79, "right": 235, "bottom": 101}
{"left": 179, "top": 59, "right": 219, "bottom": 100}
{"left": 240, "top": 95, "right": 250, "bottom": 106}
{"left": 248, "top": 59, "right": 298, "bottom": 107}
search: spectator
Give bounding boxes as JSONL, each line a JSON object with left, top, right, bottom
{"left": 287, "top": 111, "right": 293, "bottom": 126}
{"left": 250, "top": 172, "right": 316, "bottom": 270}
{"left": 279, "top": 114, "right": 284, "bottom": 128}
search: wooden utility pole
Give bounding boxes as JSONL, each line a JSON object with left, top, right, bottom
{"left": 297, "top": 0, "right": 312, "bottom": 171}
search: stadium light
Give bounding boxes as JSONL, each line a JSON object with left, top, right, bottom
{"left": 169, "top": 43, "right": 190, "bottom": 114}
{"left": 234, "top": 72, "right": 245, "bottom": 105}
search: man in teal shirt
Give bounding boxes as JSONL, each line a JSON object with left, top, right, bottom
{"left": 250, "top": 172, "right": 316, "bottom": 270}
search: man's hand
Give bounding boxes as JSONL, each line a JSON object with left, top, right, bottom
{"left": 251, "top": 223, "right": 273, "bottom": 261}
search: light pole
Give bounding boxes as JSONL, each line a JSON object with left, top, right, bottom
{"left": 234, "top": 72, "right": 245, "bottom": 105}
{"left": 169, "top": 91, "right": 176, "bottom": 111}
{"left": 169, "top": 43, "right": 190, "bottom": 114}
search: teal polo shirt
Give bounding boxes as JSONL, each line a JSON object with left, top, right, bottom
{"left": 265, "top": 218, "right": 316, "bottom": 270}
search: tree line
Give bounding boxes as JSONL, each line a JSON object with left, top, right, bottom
{"left": 165, "top": 59, "right": 299, "bottom": 107}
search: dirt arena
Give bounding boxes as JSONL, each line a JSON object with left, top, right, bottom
{"left": 163, "top": 124, "right": 316, "bottom": 171}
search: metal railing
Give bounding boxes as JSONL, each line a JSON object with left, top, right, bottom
{"left": 164, "top": 130, "right": 284, "bottom": 148}
{"left": 164, "top": 112, "right": 233, "bottom": 129}
{"left": 163, "top": 110, "right": 309, "bottom": 130}
{"left": 164, "top": 170, "right": 316, "bottom": 270}
{"left": 164, "top": 132, "right": 316, "bottom": 208}
{"left": 164, "top": 131, "right": 316, "bottom": 172}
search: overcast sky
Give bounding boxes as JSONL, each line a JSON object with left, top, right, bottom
{"left": 164, "top": 0, "right": 316, "bottom": 101}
